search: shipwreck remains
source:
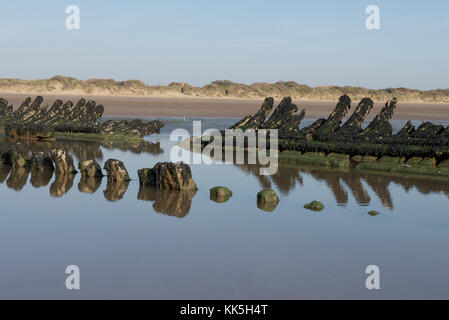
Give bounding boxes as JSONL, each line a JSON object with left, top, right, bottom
{"left": 0, "top": 96, "right": 164, "bottom": 140}
{"left": 224, "top": 95, "right": 449, "bottom": 177}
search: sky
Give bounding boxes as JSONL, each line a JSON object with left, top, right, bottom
{"left": 0, "top": 0, "right": 448, "bottom": 90}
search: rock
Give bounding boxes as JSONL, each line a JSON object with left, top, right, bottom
{"left": 138, "top": 162, "right": 197, "bottom": 190}
{"left": 31, "top": 152, "right": 54, "bottom": 171}
{"left": 368, "top": 210, "right": 380, "bottom": 216}
{"left": 103, "top": 159, "right": 130, "bottom": 182}
{"left": 304, "top": 200, "right": 324, "bottom": 212}
{"left": 50, "top": 149, "right": 78, "bottom": 174}
{"left": 78, "top": 159, "right": 103, "bottom": 178}
{"left": 210, "top": 186, "right": 233, "bottom": 203}
{"left": 257, "top": 189, "right": 279, "bottom": 212}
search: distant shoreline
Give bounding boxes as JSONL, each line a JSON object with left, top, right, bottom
{"left": 1, "top": 92, "right": 449, "bottom": 121}
{"left": 1, "top": 75, "right": 449, "bottom": 103}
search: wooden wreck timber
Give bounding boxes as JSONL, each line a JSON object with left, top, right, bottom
{"left": 0, "top": 96, "right": 164, "bottom": 140}
{"left": 225, "top": 95, "right": 449, "bottom": 177}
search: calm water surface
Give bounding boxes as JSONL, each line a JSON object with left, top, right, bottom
{"left": 0, "top": 118, "right": 448, "bottom": 299}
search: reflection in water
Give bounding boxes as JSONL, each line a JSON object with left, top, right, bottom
{"left": 78, "top": 176, "right": 102, "bottom": 194}
{"left": 50, "top": 174, "right": 75, "bottom": 197}
{"left": 358, "top": 174, "right": 393, "bottom": 209}
{"left": 257, "top": 200, "right": 278, "bottom": 213}
{"left": 1, "top": 136, "right": 449, "bottom": 211}
{"left": 30, "top": 169, "right": 54, "bottom": 188}
{"left": 340, "top": 175, "right": 371, "bottom": 206}
{"left": 238, "top": 162, "right": 449, "bottom": 210}
{"left": 6, "top": 167, "right": 30, "bottom": 191}
{"left": 307, "top": 170, "right": 348, "bottom": 204}
{"left": 103, "top": 179, "right": 130, "bottom": 202}
{"left": 0, "top": 137, "right": 163, "bottom": 162}
{"left": 137, "top": 186, "right": 197, "bottom": 218}
{"left": 0, "top": 164, "right": 12, "bottom": 183}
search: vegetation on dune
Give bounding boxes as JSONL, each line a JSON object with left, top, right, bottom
{"left": 1, "top": 76, "right": 449, "bottom": 102}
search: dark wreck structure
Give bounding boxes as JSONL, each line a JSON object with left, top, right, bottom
{"left": 227, "top": 95, "right": 449, "bottom": 177}
{"left": 0, "top": 96, "right": 164, "bottom": 140}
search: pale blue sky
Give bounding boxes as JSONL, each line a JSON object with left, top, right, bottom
{"left": 1, "top": 0, "right": 448, "bottom": 89}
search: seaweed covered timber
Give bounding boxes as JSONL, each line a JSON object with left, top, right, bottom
{"left": 0, "top": 96, "right": 164, "bottom": 140}
{"left": 225, "top": 95, "right": 449, "bottom": 177}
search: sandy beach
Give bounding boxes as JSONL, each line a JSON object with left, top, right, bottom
{"left": 1, "top": 93, "right": 448, "bottom": 120}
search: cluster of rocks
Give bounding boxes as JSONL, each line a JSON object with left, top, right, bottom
{"left": 228, "top": 95, "right": 449, "bottom": 162}
{"left": 0, "top": 96, "right": 164, "bottom": 140}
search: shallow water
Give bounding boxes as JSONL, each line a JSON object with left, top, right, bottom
{"left": 0, "top": 118, "right": 449, "bottom": 299}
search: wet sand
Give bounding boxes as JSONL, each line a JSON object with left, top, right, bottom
{"left": 2, "top": 93, "right": 449, "bottom": 120}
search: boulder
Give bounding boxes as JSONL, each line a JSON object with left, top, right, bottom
{"left": 368, "top": 210, "right": 380, "bottom": 216}
{"left": 304, "top": 200, "right": 324, "bottom": 212}
{"left": 103, "top": 159, "right": 130, "bottom": 182}
{"left": 78, "top": 159, "right": 103, "bottom": 178}
{"left": 138, "top": 162, "right": 197, "bottom": 190}
{"left": 257, "top": 189, "right": 279, "bottom": 212}
{"left": 210, "top": 186, "right": 233, "bottom": 203}
{"left": 50, "top": 149, "right": 77, "bottom": 174}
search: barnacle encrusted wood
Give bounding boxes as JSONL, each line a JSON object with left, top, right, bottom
{"left": 0, "top": 96, "right": 164, "bottom": 139}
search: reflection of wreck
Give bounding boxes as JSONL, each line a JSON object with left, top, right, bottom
{"left": 137, "top": 186, "right": 197, "bottom": 218}
{"left": 0, "top": 137, "right": 163, "bottom": 162}
{"left": 236, "top": 162, "right": 449, "bottom": 210}
{"left": 0, "top": 96, "right": 164, "bottom": 139}
{"left": 228, "top": 96, "right": 449, "bottom": 176}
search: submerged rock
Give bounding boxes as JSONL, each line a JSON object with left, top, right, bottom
{"left": 78, "top": 159, "right": 103, "bottom": 178}
{"left": 257, "top": 189, "right": 279, "bottom": 212}
{"left": 50, "top": 149, "right": 77, "bottom": 175}
{"left": 210, "top": 186, "right": 233, "bottom": 203}
{"left": 304, "top": 200, "right": 324, "bottom": 212}
{"left": 138, "top": 162, "right": 197, "bottom": 190}
{"left": 103, "top": 159, "right": 130, "bottom": 182}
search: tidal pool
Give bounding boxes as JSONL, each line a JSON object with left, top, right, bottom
{"left": 0, "top": 118, "right": 448, "bottom": 299}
